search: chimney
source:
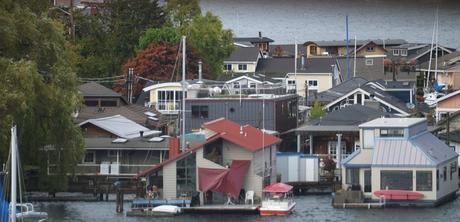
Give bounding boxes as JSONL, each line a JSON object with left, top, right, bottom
{"left": 198, "top": 59, "right": 203, "bottom": 84}
{"left": 258, "top": 31, "right": 262, "bottom": 39}
{"left": 139, "top": 131, "right": 144, "bottom": 138}
{"left": 169, "top": 137, "right": 180, "bottom": 159}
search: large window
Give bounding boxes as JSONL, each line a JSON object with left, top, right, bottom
{"left": 191, "top": 105, "right": 209, "bottom": 119}
{"left": 346, "top": 168, "right": 360, "bottom": 185}
{"left": 157, "top": 90, "right": 183, "bottom": 111}
{"left": 380, "top": 128, "right": 404, "bottom": 137}
{"left": 364, "top": 170, "right": 372, "bottom": 192}
{"left": 451, "top": 162, "right": 457, "bottom": 180}
{"left": 443, "top": 166, "right": 447, "bottom": 181}
{"left": 176, "top": 153, "right": 196, "bottom": 197}
{"left": 203, "top": 139, "right": 223, "bottom": 165}
{"left": 416, "top": 171, "right": 432, "bottom": 191}
{"left": 307, "top": 80, "right": 318, "bottom": 90}
{"left": 380, "top": 170, "right": 413, "bottom": 190}
{"left": 83, "top": 151, "right": 95, "bottom": 164}
{"left": 238, "top": 64, "right": 247, "bottom": 71}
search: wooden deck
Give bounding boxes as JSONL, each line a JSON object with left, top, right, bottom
{"left": 182, "top": 204, "right": 260, "bottom": 214}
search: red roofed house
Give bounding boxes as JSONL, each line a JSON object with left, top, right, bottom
{"left": 137, "top": 118, "right": 281, "bottom": 205}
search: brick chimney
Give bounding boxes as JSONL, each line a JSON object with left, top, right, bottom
{"left": 169, "top": 137, "right": 180, "bottom": 159}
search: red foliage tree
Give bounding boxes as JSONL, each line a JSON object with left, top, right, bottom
{"left": 113, "top": 42, "right": 209, "bottom": 97}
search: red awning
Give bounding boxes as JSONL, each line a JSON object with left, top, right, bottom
{"left": 263, "top": 183, "right": 293, "bottom": 193}
{"left": 198, "top": 160, "right": 250, "bottom": 198}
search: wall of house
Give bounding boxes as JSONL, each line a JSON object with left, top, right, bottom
{"left": 162, "top": 162, "right": 177, "bottom": 199}
{"left": 438, "top": 94, "right": 460, "bottom": 109}
{"left": 185, "top": 99, "right": 276, "bottom": 133}
{"left": 356, "top": 44, "right": 386, "bottom": 57}
{"left": 225, "top": 62, "right": 257, "bottom": 73}
{"left": 82, "top": 125, "right": 116, "bottom": 138}
{"left": 226, "top": 78, "right": 263, "bottom": 91}
{"left": 286, "top": 73, "right": 332, "bottom": 97}
{"left": 436, "top": 159, "right": 459, "bottom": 200}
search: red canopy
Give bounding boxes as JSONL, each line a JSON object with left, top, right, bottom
{"left": 198, "top": 160, "right": 250, "bottom": 198}
{"left": 263, "top": 183, "right": 293, "bottom": 193}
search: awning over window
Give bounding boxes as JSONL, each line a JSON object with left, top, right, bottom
{"left": 198, "top": 160, "right": 251, "bottom": 198}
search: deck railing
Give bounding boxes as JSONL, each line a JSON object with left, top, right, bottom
{"left": 48, "top": 163, "right": 155, "bottom": 176}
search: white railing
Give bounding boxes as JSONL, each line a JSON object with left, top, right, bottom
{"left": 49, "top": 164, "right": 155, "bottom": 176}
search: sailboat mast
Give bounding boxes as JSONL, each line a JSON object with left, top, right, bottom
{"left": 181, "top": 36, "right": 186, "bottom": 152}
{"left": 426, "top": 7, "right": 438, "bottom": 89}
{"left": 10, "top": 126, "right": 17, "bottom": 222}
{"left": 346, "top": 15, "right": 350, "bottom": 80}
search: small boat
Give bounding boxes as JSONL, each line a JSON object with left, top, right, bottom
{"left": 152, "top": 205, "right": 181, "bottom": 214}
{"left": 127, "top": 204, "right": 182, "bottom": 217}
{"left": 374, "top": 190, "right": 424, "bottom": 200}
{"left": 259, "top": 183, "right": 296, "bottom": 216}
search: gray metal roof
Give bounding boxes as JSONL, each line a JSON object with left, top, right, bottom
{"left": 78, "top": 82, "right": 122, "bottom": 98}
{"left": 372, "top": 79, "right": 416, "bottom": 89}
{"left": 373, "top": 132, "right": 458, "bottom": 167}
{"left": 312, "top": 77, "right": 369, "bottom": 103}
{"left": 360, "top": 85, "right": 411, "bottom": 113}
{"left": 225, "top": 47, "right": 260, "bottom": 62}
{"left": 85, "top": 137, "right": 169, "bottom": 150}
{"left": 256, "top": 57, "right": 337, "bottom": 77}
{"left": 359, "top": 117, "right": 425, "bottom": 128}
{"left": 79, "top": 115, "right": 161, "bottom": 139}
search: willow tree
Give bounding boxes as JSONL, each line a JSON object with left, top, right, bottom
{"left": 0, "top": 0, "right": 84, "bottom": 191}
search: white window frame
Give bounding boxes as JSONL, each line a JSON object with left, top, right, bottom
{"left": 157, "top": 90, "right": 182, "bottom": 111}
{"left": 238, "top": 64, "right": 247, "bottom": 71}
{"left": 233, "top": 82, "right": 240, "bottom": 89}
{"left": 365, "top": 58, "right": 374, "bottom": 66}
{"left": 224, "top": 64, "right": 232, "bottom": 71}
{"left": 83, "top": 151, "right": 96, "bottom": 164}
{"left": 400, "top": 49, "right": 408, "bottom": 56}
{"left": 307, "top": 80, "right": 319, "bottom": 90}
{"left": 392, "top": 49, "right": 400, "bottom": 56}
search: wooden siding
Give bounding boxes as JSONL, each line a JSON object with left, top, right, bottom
{"left": 438, "top": 93, "right": 460, "bottom": 109}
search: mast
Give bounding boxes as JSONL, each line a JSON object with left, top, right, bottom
{"left": 353, "top": 36, "right": 357, "bottom": 78}
{"left": 10, "top": 126, "right": 17, "bottom": 222}
{"left": 426, "top": 7, "right": 438, "bottom": 89}
{"left": 181, "top": 36, "right": 187, "bottom": 152}
{"left": 346, "top": 15, "right": 350, "bottom": 80}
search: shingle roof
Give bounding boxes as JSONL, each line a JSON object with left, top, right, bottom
{"left": 203, "top": 118, "right": 281, "bottom": 152}
{"left": 78, "top": 82, "right": 122, "bottom": 98}
{"left": 79, "top": 115, "right": 161, "bottom": 139}
{"left": 225, "top": 47, "right": 260, "bottom": 62}
{"left": 234, "top": 37, "right": 274, "bottom": 43}
{"left": 372, "top": 79, "right": 415, "bottom": 89}
{"left": 256, "top": 57, "right": 337, "bottom": 77}
{"left": 308, "top": 105, "right": 394, "bottom": 126}
{"left": 360, "top": 84, "right": 411, "bottom": 113}
{"left": 312, "top": 77, "right": 369, "bottom": 103}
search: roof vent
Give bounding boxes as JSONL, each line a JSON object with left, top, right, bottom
{"left": 112, "top": 138, "right": 128, "bottom": 143}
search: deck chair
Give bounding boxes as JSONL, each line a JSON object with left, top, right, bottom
{"left": 245, "top": 191, "right": 254, "bottom": 205}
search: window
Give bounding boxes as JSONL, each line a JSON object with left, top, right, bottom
{"left": 83, "top": 151, "right": 95, "bottom": 163}
{"left": 443, "top": 166, "right": 447, "bottom": 181}
{"left": 191, "top": 105, "right": 209, "bottom": 119}
{"left": 365, "top": 58, "right": 374, "bottom": 66}
{"left": 346, "top": 168, "right": 360, "bottom": 185}
{"left": 436, "top": 170, "right": 439, "bottom": 190}
{"left": 364, "top": 169, "right": 372, "bottom": 192}
{"left": 100, "top": 100, "right": 117, "bottom": 107}
{"left": 203, "top": 139, "right": 223, "bottom": 165}
{"left": 310, "top": 45, "right": 317, "bottom": 55}
{"left": 416, "top": 171, "right": 432, "bottom": 191}
{"left": 176, "top": 153, "right": 196, "bottom": 196}
{"left": 157, "top": 90, "right": 183, "bottom": 111}
{"left": 401, "top": 49, "right": 408, "bottom": 56}
{"left": 233, "top": 82, "right": 240, "bottom": 88}
{"left": 84, "top": 100, "right": 99, "bottom": 106}
{"left": 249, "top": 82, "right": 256, "bottom": 88}
{"left": 380, "top": 128, "right": 404, "bottom": 137}
{"left": 380, "top": 170, "right": 413, "bottom": 190}
{"left": 366, "top": 46, "right": 374, "bottom": 52}
{"left": 223, "top": 64, "right": 232, "bottom": 71}
{"left": 238, "top": 64, "right": 247, "bottom": 71}
{"left": 451, "top": 162, "right": 457, "bottom": 180}
{"left": 393, "top": 49, "right": 400, "bottom": 56}
{"left": 307, "top": 80, "right": 318, "bottom": 90}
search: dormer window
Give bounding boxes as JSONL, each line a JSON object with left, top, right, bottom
{"left": 400, "top": 49, "right": 408, "bottom": 56}
{"left": 380, "top": 128, "right": 404, "bottom": 137}
{"left": 366, "top": 46, "right": 374, "bottom": 52}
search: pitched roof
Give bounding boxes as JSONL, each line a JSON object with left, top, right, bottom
{"left": 372, "top": 79, "right": 415, "bottom": 89}
{"left": 312, "top": 77, "right": 369, "bottom": 103}
{"left": 256, "top": 57, "right": 337, "bottom": 77}
{"left": 203, "top": 118, "right": 281, "bottom": 152}
{"left": 79, "top": 115, "right": 161, "bottom": 139}
{"left": 372, "top": 139, "right": 433, "bottom": 166}
{"left": 75, "top": 104, "right": 167, "bottom": 127}
{"left": 304, "top": 39, "right": 407, "bottom": 47}
{"left": 308, "top": 105, "right": 394, "bottom": 126}
{"left": 224, "top": 47, "right": 260, "bottom": 62}
{"left": 234, "top": 37, "right": 274, "bottom": 43}
{"left": 78, "top": 82, "right": 122, "bottom": 98}
{"left": 359, "top": 117, "right": 425, "bottom": 128}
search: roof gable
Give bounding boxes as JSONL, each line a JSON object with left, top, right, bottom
{"left": 225, "top": 75, "right": 263, "bottom": 84}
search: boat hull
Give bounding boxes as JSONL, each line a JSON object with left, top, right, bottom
{"left": 374, "top": 190, "right": 424, "bottom": 200}
{"left": 259, "top": 202, "right": 296, "bottom": 216}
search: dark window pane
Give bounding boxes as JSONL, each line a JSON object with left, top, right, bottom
{"left": 416, "top": 171, "right": 432, "bottom": 191}
{"left": 84, "top": 100, "right": 99, "bottom": 106}
{"left": 380, "top": 170, "right": 412, "bottom": 190}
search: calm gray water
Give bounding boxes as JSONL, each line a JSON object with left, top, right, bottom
{"left": 38, "top": 195, "right": 460, "bottom": 221}
{"left": 200, "top": 0, "right": 460, "bottom": 48}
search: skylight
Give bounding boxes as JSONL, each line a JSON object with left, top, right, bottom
{"left": 112, "top": 138, "right": 128, "bottom": 143}
{"left": 144, "top": 111, "right": 156, "bottom": 117}
{"left": 149, "top": 137, "right": 165, "bottom": 142}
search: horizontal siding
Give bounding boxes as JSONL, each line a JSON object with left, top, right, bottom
{"left": 196, "top": 149, "right": 226, "bottom": 169}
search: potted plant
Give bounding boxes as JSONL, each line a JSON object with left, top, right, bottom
{"left": 322, "top": 156, "right": 337, "bottom": 182}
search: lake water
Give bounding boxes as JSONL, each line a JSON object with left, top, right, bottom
{"left": 200, "top": 0, "right": 460, "bottom": 48}
{"left": 38, "top": 195, "right": 460, "bottom": 221}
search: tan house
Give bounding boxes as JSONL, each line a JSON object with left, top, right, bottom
{"left": 304, "top": 39, "right": 404, "bottom": 57}
{"left": 137, "top": 118, "right": 280, "bottom": 205}
{"left": 142, "top": 82, "right": 186, "bottom": 115}
{"left": 223, "top": 47, "right": 261, "bottom": 73}
{"left": 435, "top": 90, "right": 460, "bottom": 123}
{"left": 342, "top": 118, "right": 458, "bottom": 205}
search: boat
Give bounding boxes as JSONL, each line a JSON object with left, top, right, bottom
{"left": 374, "top": 190, "right": 424, "bottom": 200}
{"left": 127, "top": 204, "right": 182, "bottom": 217}
{"left": 259, "top": 183, "right": 296, "bottom": 216}
{"left": 4, "top": 126, "right": 48, "bottom": 222}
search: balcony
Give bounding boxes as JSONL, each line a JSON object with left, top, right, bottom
{"left": 48, "top": 163, "right": 156, "bottom": 176}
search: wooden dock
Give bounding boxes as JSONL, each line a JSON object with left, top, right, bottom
{"left": 182, "top": 204, "right": 260, "bottom": 214}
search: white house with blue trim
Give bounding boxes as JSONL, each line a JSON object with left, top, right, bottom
{"left": 342, "top": 117, "right": 458, "bottom": 205}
